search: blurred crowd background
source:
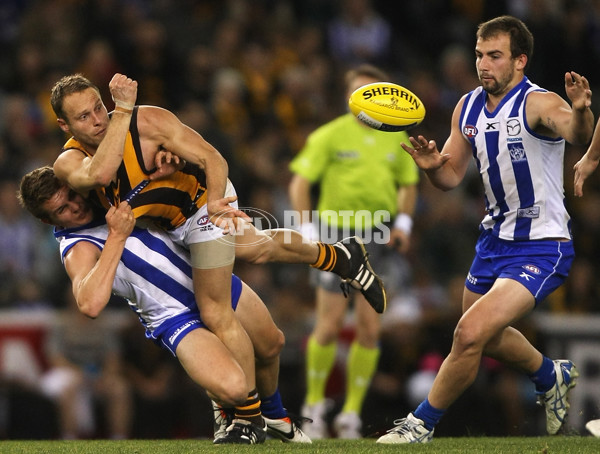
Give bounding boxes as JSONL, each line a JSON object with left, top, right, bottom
{"left": 1, "top": 0, "right": 600, "bottom": 440}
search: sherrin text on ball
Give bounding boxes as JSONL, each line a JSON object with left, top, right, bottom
{"left": 348, "top": 82, "right": 426, "bottom": 132}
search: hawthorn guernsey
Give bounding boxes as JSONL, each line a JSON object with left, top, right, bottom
{"left": 348, "top": 82, "right": 426, "bottom": 132}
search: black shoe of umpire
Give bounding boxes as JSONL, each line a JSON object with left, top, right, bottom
{"left": 336, "top": 236, "right": 387, "bottom": 313}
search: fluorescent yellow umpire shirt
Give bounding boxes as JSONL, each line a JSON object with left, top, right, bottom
{"left": 289, "top": 113, "right": 419, "bottom": 230}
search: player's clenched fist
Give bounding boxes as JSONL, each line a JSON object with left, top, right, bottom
{"left": 109, "top": 73, "right": 138, "bottom": 112}
{"left": 106, "top": 201, "right": 135, "bottom": 238}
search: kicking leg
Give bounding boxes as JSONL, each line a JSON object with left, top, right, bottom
{"left": 235, "top": 224, "right": 386, "bottom": 313}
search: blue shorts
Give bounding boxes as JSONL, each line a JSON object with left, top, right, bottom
{"left": 151, "top": 274, "right": 243, "bottom": 356}
{"left": 466, "top": 229, "right": 574, "bottom": 305}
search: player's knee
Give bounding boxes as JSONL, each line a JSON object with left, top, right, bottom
{"left": 198, "top": 305, "right": 235, "bottom": 333}
{"left": 452, "top": 320, "right": 484, "bottom": 354}
{"left": 213, "top": 376, "right": 248, "bottom": 407}
{"left": 219, "top": 390, "right": 248, "bottom": 407}
{"left": 245, "top": 251, "right": 271, "bottom": 265}
{"left": 257, "top": 329, "right": 285, "bottom": 363}
{"left": 238, "top": 241, "right": 275, "bottom": 264}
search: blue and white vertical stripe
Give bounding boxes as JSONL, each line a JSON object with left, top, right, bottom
{"left": 459, "top": 77, "right": 570, "bottom": 241}
{"left": 55, "top": 222, "right": 196, "bottom": 333}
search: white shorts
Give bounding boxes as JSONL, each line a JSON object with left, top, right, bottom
{"left": 168, "top": 179, "right": 237, "bottom": 269}
{"left": 169, "top": 179, "right": 238, "bottom": 245}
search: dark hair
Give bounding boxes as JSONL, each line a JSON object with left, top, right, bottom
{"left": 477, "top": 15, "right": 534, "bottom": 69}
{"left": 345, "top": 64, "right": 390, "bottom": 89}
{"left": 17, "top": 166, "right": 64, "bottom": 220}
{"left": 50, "top": 74, "right": 100, "bottom": 120}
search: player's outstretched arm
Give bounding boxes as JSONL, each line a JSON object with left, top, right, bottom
{"left": 404, "top": 97, "right": 472, "bottom": 191}
{"left": 574, "top": 118, "right": 600, "bottom": 197}
{"left": 564, "top": 71, "right": 594, "bottom": 144}
{"left": 529, "top": 72, "right": 594, "bottom": 146}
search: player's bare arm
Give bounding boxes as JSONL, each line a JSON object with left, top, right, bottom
{"left": 136, "top": 105, "right": 233, "bottom": 227}
{"left": 573, "top": 152, "right": 599, "bottom": 197}
{"left": 54, "top": 110, "right": 130, "bottom": 191}
{"left": 574, "top": 118, "right": 600, "bottom": 197}
{"left": 54, "top": 74, "right": 138, "bottom": 191}
{"left": 64, "top": 202, "right": 135, "bottom": 318}
{"left": 53, "top": 150, "right": 95, "bottom": 195}
{"left": 404, "top": 97, "right": 472, "bottom": 191}
{"left": 527, "top": 72, "right": 593, "bottom": 145}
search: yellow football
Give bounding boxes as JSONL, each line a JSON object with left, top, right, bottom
{"left": 348, "top": 82, "right": 426, "bottom": 132}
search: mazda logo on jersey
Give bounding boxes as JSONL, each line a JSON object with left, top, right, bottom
{"left": 507, "top": 119, "right": 521, "bottom": 136}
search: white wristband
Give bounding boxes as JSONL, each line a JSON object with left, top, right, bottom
{"left": 394, "top": 213, "right": 413, "bottom": 235}
{"left": 113, "top": 99, "right": 135, "bottom": 111}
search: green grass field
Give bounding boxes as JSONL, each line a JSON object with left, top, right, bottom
{"left": 1, "top": 437, "right": 598, "bottom": 454}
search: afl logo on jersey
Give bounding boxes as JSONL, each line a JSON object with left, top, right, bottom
{"left": 463, "top": 125, "right": 477, "bottom": 138}
{"left": 522, "top": 264, "right": 541, "bottom": 274}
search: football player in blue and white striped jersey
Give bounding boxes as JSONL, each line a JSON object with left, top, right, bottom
{"left": 18, "top": 165, "right": 311, "bottom": 444}
{"left": 378, "top": 15, "right": 593, "bottom": 444}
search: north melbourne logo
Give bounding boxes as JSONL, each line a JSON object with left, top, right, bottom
{"left": 508, "top": 142, "right": 527, "bottom": 162}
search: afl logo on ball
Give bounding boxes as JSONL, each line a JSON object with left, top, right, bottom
{"left": 197, "top": 214, "right": 210, "bottom": 226}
